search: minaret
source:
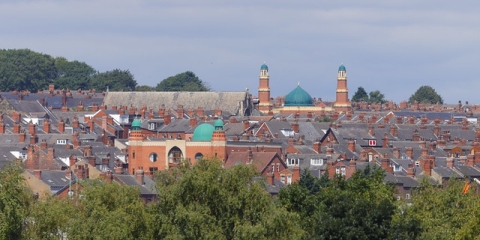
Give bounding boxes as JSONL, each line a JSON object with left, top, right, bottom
{"left": 258, "top": 63, "right": 273, "bottom": 113}
{"left": 333, "top": 64, "right": 352, "bottom": 112}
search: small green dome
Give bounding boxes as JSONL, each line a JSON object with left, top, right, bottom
{"left": 260, "top": 63, "right": 268, "bottom": 71}
{"left": 131, "top": 119, "right": 141, "bottom": 130}
{"left": 214, "top": 119, "right": 224, "bottom": 130}
{"left": 192, "top": 123, "right": 215, "bottom": 141}
{"left": 338, "top": 64, "right": 346, "bottom": 72}
{"left": 284, "top": 85, "right": 313, "bottom": 106}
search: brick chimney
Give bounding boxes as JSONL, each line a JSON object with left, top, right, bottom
{"left": 313, "top": 141, "right": 321, "bottom": 153}
{"left": 72, "top": 115, "right": 79, "bottom": 128}
{"left": 164, "top": 116, "right": 171, "bottom": 125}
{"left": 348, "top": 139, "right": 355, "bottom": 152}
{"left": 43, "top": 119, "right": 51, "bottom": 133}
{"left": 247, "top": 149, "right": 253, "bottom": 164}
{"left": 326, "top": 146, "right": 334, "bottom": 155}
{"left": 293, "top": 166, "right": 300, "bottom": 183}
{"left": 40, "top": 139, "right": 47, "bottom": 149}
{"left": 382, "top": 133, "right": 389, "bottom": 148}
{"left": 190, "top": 117, "right": 197, "bottom": 128}
{"left": 446, "top": 157, "right": 454, "bottom": 168}
{"left": 266, "top": 173, "right": 275, "bottom": 185}
{"left": 291, "top": 121, "right": 299, "bottom": 133}
{"left": 368, "top": 124, "right": 374, "bottom": 136}
{"left": 434, "top": 124, "right": 441, "bottom": 137}
{"left": 33, "top": 170, "right": 42, "bottom": 180}
{"left": 69, "top": 154, "right": 77, "bottom": 167}
{"left": 58, "top": 118, "right": 65, "bottom": 133}
{"left": 406, "top": 147, "right": 413, "bottom": 159}
{"left": 215, "top": 109, "right": 222, "bottom": 117}
{"left": 136, "top": 167, "right": 145, "bottom": 185}
{"left": 13, "top": 123, "right": 20, "bottom": 134}
{"left": 243, "top": 120, "right": 249, "bottom": 130}
{"left": 382, "top": 158, "right": 393, "bottom": 173}
{"left": 393, "top": 148, "right": 400, "bottom": 158}
{"left": 29, "top": 134, "right": 38, "bottom": 145}
{"left": 196, "top": 106, "right": 204, "bottom": 117}
{"left": 423, "top": 158, "right": 432, "bottom": 176}
{"left": 467, "top": 154, "right": 475, "bottom": 166}
{"left": 19, "top": 131, "right": 26, "bottom": 143}
{"left": 28, "top": 121, "right": 35, "bottom": 135}
{"left": 407, "top": 165, "right": 415, "bottom": 177}
{"left": 12, "top": 111, "right": 21, "bottom": 123}
{"left": 412, "top": 130, "right": 420, "bottom": 142}
{"left": 177, "top": 105, "right": 184, "bottom": 119}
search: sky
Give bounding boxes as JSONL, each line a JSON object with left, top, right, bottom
{"left": 1, "top": 0, "right": 480, "bottom": 104}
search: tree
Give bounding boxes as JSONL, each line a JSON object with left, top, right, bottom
{"left": 90, "top": 69, "right": 137, "bottom": 91}
{"left": 0, "top": 164, "right": 33, "bottom": 239}
{"left": 369, "top": 90, "right": 386, "bottom": 104}
{"left": 149, "top": 159, "right": 304, "bottom": 239}
{"left": 0, "top": 49, "right": 57, "bottom": 92}
{"left": 408, "top": 85, "right": 444, "bottom": 104}
{"left": 53, "top": 57, "right": 96, "bottom": 90}
{"left": 156, "top": 71, "right": 210, "bottom": 91}
{"left": 135, "top": 85, "right": 156, "bottom": 91}
{"left": 351, "top": 86, "right": 369, "bottom": 102}
{"left": 399, "top": 178, "right": 480, "bottom": 239}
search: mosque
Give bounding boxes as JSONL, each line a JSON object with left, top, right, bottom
{"left": 257, "top": 63, "right": 351, "bottom": 114}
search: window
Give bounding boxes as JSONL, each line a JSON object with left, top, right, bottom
{"left": 311, "top": 159, "right": 323, "bottom": 166}
{"left": 368, "top": 153, "right": 373, "bottom": 162}
{"left": 168, "top": 147, "right": 183, "bottom": 164}
{"left": 148, "top": 123, "right": 155, "bottom": 130}
{"left": 132, "top": 151, "right": 135, "bottom": 159}
{"left": 271, "top": 165, "right": 275, "bottom": 173}
{"left": 56, "top": 139, "right": 67, "bottom": 145}
{"left": 281, "top": 175, "right": 285, "bottom": 184}
{"left": 336, "top": 167, "right": 340, "bottom": 175}
{"left": 149, "top": 153, "right": 158, "bottom": 162}
{"left": 393, "top": 164, "right": 401, "bottom": 172}
{"left": 341, "top": 166, "right": 346, "bottom": 176}
{"left": 276, "top": 163, "right": 280, "bottom": 172}
{"left": 287, "top": 175, "right": 292, "bottom": 185}
{"left": 149, "top": 167, "right": 158, "bottom": 175}
{"left": 195, "top": 153, "right": 203, "bottom": 162}
{"left": 406, "top": 193, "right": 411, "bottom": 200}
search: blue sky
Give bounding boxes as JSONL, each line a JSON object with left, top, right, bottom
{"left": 2, "top": 0, "right": 479, "bottom": 104}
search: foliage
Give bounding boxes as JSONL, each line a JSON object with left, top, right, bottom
{"left": 0, "top": 49, "right": 138, "bottom": 92}
{"left": 135, "top": 85, "right": 156, "bottom": 91}
{"left": 280, "top": 166, "right": 398, "bottom": 240}
{"left": 0, "top": 49, "right": 57, "bottom": 92}
{"left": 149, "top": 159, "right": 304, "bottom": 239}
{"left": 401, "top": 178, "right": 480, "bottom": 240}
{"left": 352, "top": 86, "right": 369, "bottom": 102}
{"left": 90, "top": 69, "right": 137, "bottom": 91}
{"left": 369, "top": 90, "right": 386, "bottom": 104}
{"left": 53, "top": 57, "right": 96, "bottom": 90}
{"left": 156, "top": 71, "right": 210, "bottom": 91}
{"left": 0, "top": 163, "right": 32, "bottom": 239}
{"left": 408, "top": 85, "right": 444, "bottom": 104}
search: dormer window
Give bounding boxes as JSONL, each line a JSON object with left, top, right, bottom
{"left": 311, "top": 159, "right": 323, "bottom": 166}
{"left": 56, "top": 139, "right": 67, "bottom": 145}
{"left": 148, "top": 123, "right": 156, "bottom": 130}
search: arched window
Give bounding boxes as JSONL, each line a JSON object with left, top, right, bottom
{"left": 149, "top": 153, "right": 158, "bottom": 162}
{"left": 168, "top": 147, "right": 183, "bottom": 164}
{"left": 195, "top": 153, "right": 203, "bottom": 162}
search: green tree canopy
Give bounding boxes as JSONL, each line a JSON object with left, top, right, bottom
{"left": 369, "top": 90, "right": 386, "bottom": 104}
{"left": 150, "top": 159, "right": 304, "bottom": 239}
{"left": 351, "top": 86, "right": 369, "bottom": 102}
{"left": 90, "top": 69, "right": 137, "bottom": 91}
{"left": 0, "top": 49, "right": 57, "bottom": 92}
{"left": 156, "top": 71, "right": 210, "bottom": 91}
{"left": 408, "top": 85, "right": 444, "bottom": 104}
{"left": 53, "top": 57, "right": 96, "bottom": 90}
{"left": 0, "top": 164, "right": 33, "bottom": 239}
{"left": 135, "top": 85, "right": 156, "bottom": 91}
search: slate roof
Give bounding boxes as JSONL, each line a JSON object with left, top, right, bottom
{"left": 103, "top": 91, "right": 250, "bottom": 116}
{"left": 114, "top": 174, "right": 156, "bottom": 195}
{"left": 225, "top": 152, "right": 280, "bottom": 173}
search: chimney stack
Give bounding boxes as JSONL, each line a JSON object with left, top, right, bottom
{"left": 136, "top": 167, "right": 145, "bottom": 185}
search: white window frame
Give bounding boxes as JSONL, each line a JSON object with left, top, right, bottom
{"left": 56, "top": 139, "right": 67, "bottom": 145}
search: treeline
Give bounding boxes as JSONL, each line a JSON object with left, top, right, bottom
{"left": 1, "top": 160, "right": 479, "bottom": 239}
{"left": 0, "top": 49, "right": 210, "bottom": 92}
{"left": 0, "top": 49, "right": 137, "bottom": 92}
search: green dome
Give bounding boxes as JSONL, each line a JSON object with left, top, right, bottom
{"left": 260, "top": 63, "right": 268, "bottom": 71}
{"left": 284, "top": 85, "right": 313, "bottom": 106}
{"left": 192, "top": 123, "right": 215, "bottom": 141}
{"left": 131, "top": 119, "right": 141, "bottom": 130}
{"left": 338, "top": 64, "right": 346, "bottom": 72}
{"left": 214, "top": 119, "right": 224, "bottom": 130}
